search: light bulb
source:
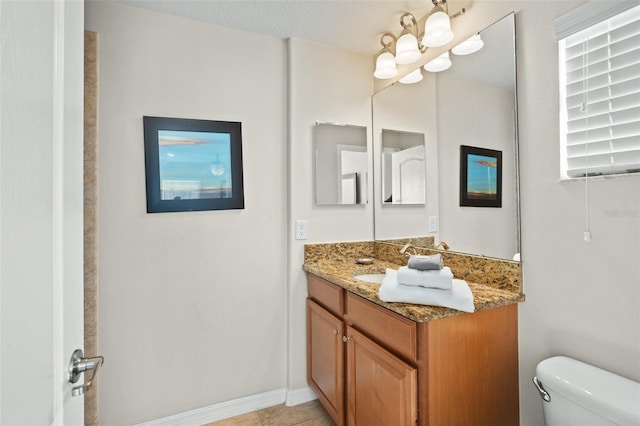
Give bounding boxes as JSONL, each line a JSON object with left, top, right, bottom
{"left": 422, "top": 10, "right": 454, "bottom": 47}
{"left": 423, "top": 51, "right": 452, "bottom": 72}
{"left": 395, "top": 33, "right": 421, "bottom": 64}
{"left": 452, "top": 33, "right": 484, "bottom": 55}
{"left": 374, "top": 51, "right": 398, "bottom": 79}
{"left": 399, "top": 68, "right": 423, "bottom": 84}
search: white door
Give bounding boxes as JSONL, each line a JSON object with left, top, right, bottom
{"left": 0, "top": 1, "right": 85, "bottom": 424}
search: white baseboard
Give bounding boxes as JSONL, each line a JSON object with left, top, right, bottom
{"left": 134, "top": 386, "right": 318, "bottom": 426}
{"left": 135, "top": 388, "right": 287, "bottom": 426}
{"left": 285, "top": 386, "right": 317, "bottom": 406}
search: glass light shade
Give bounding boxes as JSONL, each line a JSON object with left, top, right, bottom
{"left": 422, "top": 10, "right": 454, "bottom": 47}
{"left": 373, "top": 51, "right": 398, "bottom": 79}
{"left": 423, "top": 51, "right": 452, "bottom": 72}
{"left": 399, "top": 68, "right": 423, "bottom": 84}
{"left": 452, "top": 33, "right": 484, "bottom": 55}
{"left": 395, "top": 33, "right": 421, "bottom": 64}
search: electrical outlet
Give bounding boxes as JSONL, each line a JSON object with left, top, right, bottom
{"left": 428, "top": 216, "right": 438, "bottom": 233}
{"left": 295, "top": 220, "right": 308, "bottom": 240}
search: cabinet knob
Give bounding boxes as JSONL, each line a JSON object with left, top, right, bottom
{"left": 342, "top": 336, "right": 350, "bottom": 343}
{"left": 333, "top": 329, "right": 339, "bottom": 335}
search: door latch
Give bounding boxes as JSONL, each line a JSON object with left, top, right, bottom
{"left": 68, "top": 349, "right": 104, "bottom": 397}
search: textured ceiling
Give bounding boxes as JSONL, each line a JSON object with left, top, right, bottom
{"left": 115, "top": 0, "right": 433, "bottom": 56}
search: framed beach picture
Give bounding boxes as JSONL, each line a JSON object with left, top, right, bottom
{"left": 459, "top": 145, "right": 502, "bottom": 208}
{"left": 143, "top": 116, "right": 244, "bottom": 213}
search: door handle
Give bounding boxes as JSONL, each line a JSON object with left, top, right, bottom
{"left": 68, "top": 349, "right": 104, "bottom": 397}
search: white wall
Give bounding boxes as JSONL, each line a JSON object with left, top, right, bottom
{"left": 85, "top": 3, "right": 288, "bottom": 424}
{"left": 287, "top": 38, "right": 374, "bottom": 394}
{"left": 437, "top": 73, "right": 517, "bottom": 259}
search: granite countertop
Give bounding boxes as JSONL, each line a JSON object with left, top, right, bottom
{"left": 303, "top": 258, "right": 525, "bottom": 322}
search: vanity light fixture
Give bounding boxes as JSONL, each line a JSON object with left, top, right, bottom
{"left": 423, "top": 51, "right": 452, "bottom": 72}
{"left": 395, "top": 13, "right": 425, "bottom": 64}
{"left": 399, "top": 68, "right": 423, "bottom": 84}
{"left": 451, "top": 33, "right": 484, "bottom": 55}
{"left": 372, "top": 0, "right": 466, "bottom": 79}
{"left": 373, "top": 32, "right": 398, "bottom": 79}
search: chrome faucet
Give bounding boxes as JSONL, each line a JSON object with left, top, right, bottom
{"left": 399, "top": 244, "right": 417, "bottom": 256}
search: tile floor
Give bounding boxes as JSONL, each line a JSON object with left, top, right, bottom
{"left": 204, "top": 400, "right": 335, "bottom": 426}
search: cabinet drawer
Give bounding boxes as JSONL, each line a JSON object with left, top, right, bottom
{"left": 345, "top": 292, "right": 417, "bottom": 362}
{"left": 307, "top": 273, "right": 344, "bottom": 316}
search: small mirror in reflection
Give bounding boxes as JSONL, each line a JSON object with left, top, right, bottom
{"left": 381, "top": 129, "right": 426, "bottom": 204}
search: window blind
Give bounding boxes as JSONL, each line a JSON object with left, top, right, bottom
{"left": 558, "top": 3, "right": 640, "bottom": 178}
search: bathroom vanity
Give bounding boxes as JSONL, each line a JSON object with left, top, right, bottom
{"left": 304, "top": 241, "right": 523, "bottom": 426}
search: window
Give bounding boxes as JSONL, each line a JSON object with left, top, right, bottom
{"left": 556, "top": 2, "right": 640, "bottom": 178}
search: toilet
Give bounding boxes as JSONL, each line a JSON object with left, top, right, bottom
{"left": 533, "top": 356, "right": 640, "bottom": 425}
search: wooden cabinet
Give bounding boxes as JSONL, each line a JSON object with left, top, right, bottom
{"left": 307, "top": 273, "right": 519, "bottom": 426}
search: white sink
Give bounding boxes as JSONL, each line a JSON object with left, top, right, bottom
{"left": 353, "top": 273, "right": 385, "bottom": 284}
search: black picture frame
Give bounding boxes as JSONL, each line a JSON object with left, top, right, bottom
{"left": 143, "top": 116, "right": 244, "bottom": 213}
{"left": 460, "top": 145, "right": 502, "bottom": 208}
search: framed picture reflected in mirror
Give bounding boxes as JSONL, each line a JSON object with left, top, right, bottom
{"left": 460, "top": 145, "right": 502, "bottom": 208}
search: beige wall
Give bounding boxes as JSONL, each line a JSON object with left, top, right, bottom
{"left": 85, "top": 3, "right": 288, "bottom": 424}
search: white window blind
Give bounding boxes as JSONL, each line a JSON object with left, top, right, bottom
{"left": 557, "top": 3, "right": 640, "bottom": 178}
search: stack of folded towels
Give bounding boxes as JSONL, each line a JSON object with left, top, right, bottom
{"left": 378, "top": 253, "right": 474, "bottom": 313}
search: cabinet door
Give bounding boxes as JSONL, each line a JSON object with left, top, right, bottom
{"left": 346, "top": 326, "right": 417, "bottom": 426}
{"left": 307, "top": 299, "right": 345, "bottom": 425}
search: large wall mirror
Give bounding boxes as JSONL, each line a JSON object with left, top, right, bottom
{"left": 373, "top": 13, "right": 520, "bottom": 261}
{"left": 314, "top": 122, "right": 368, "bottom": 205}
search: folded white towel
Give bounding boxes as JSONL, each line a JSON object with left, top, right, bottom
{"left": 396, "top": 266, "right": 453, "bottom": 290}
{"left": 379, "top": 269, "right": 475, "bottom": 313}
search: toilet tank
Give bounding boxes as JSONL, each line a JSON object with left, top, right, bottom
{"left": 534, "top": 356, "right": 640, "bottom": 426}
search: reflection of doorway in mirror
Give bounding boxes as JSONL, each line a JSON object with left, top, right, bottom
{"left": 338, "top": 146, "right": 367, "bottom": 204}
{"left": 382, "top": 147, "right": 396, "bottom": 202}
{"left": 340, "top": 173, "right": 357, "bottom": 204}
{"left": 393, "top": 145, "right": 425, "bottom": 204}
{"left": 381, "top": 129, "right": 426, "bottom": 204}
